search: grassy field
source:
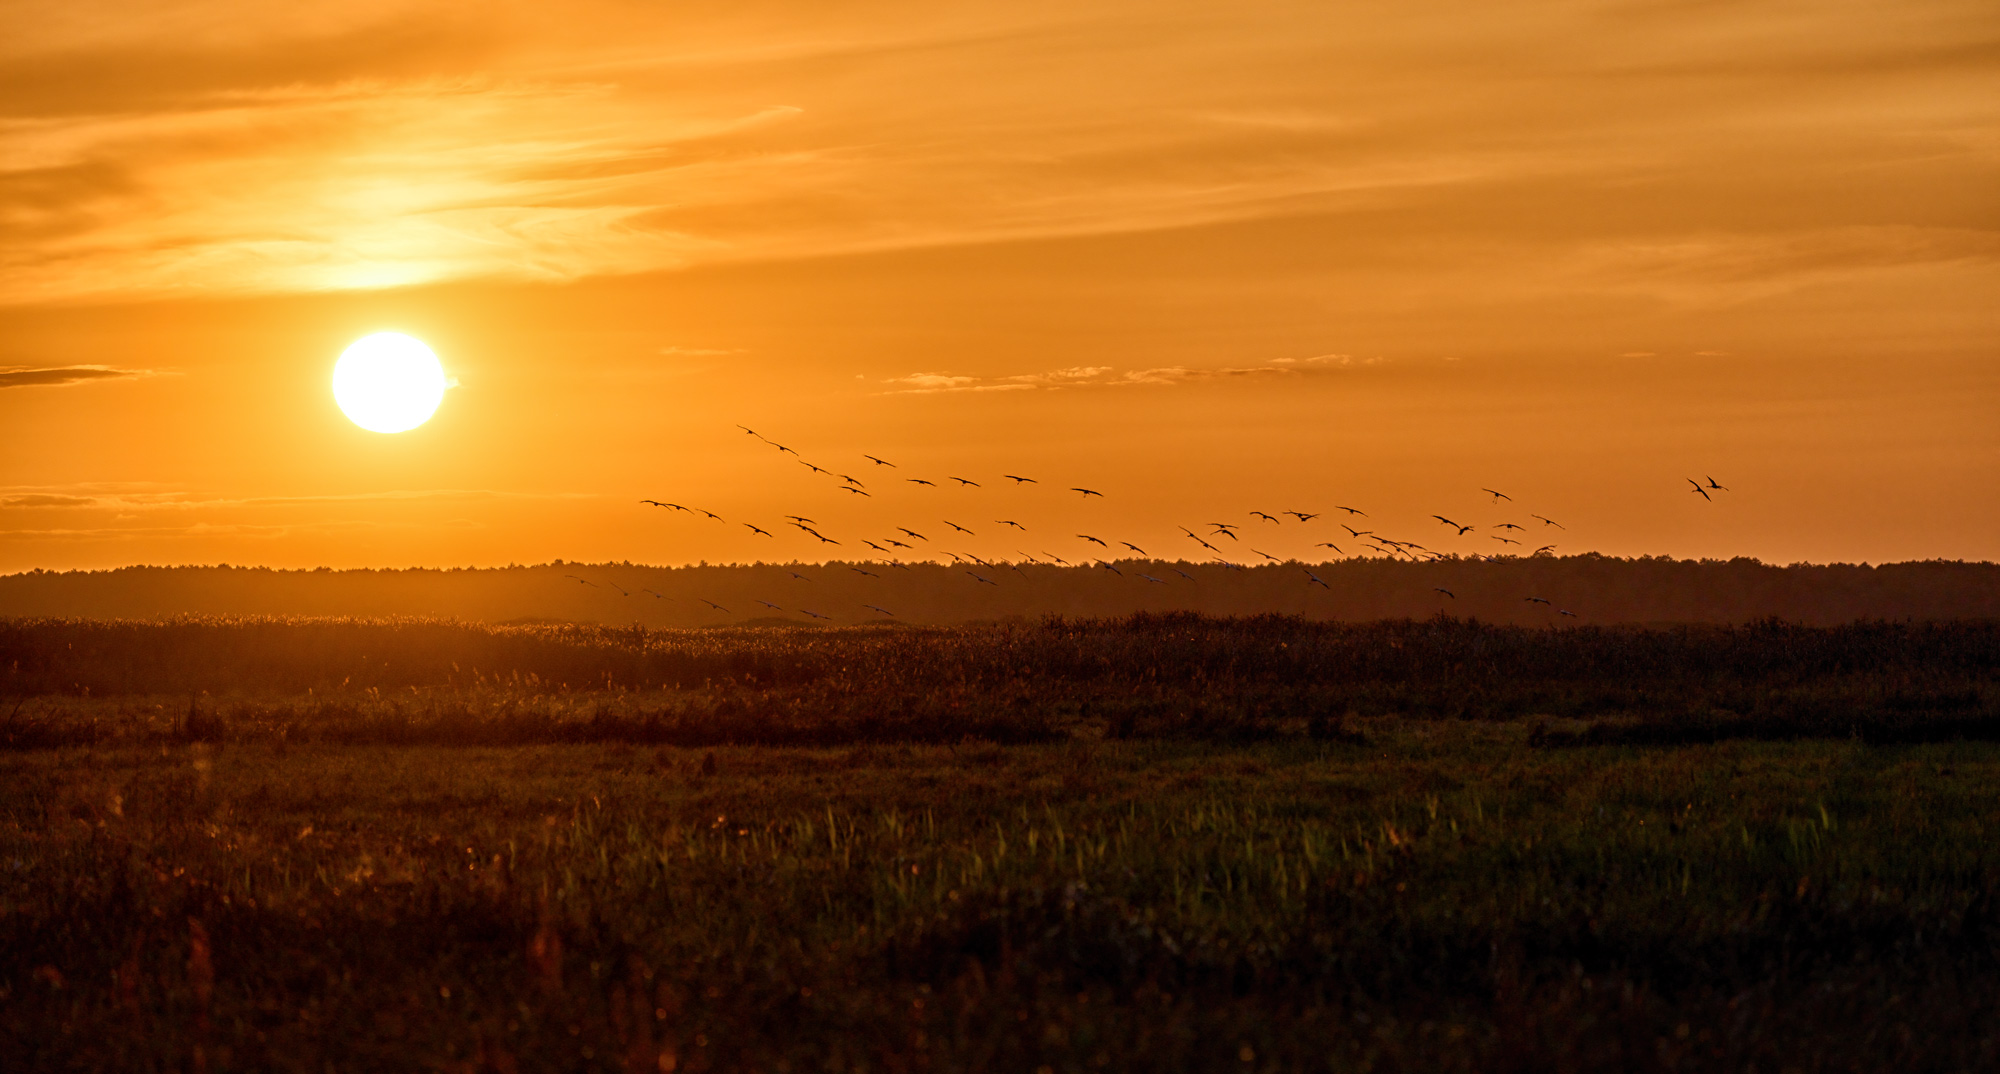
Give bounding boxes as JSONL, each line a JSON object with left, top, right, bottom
{"left": 4, "top": 617, "right": 1998, "bottom": 1071}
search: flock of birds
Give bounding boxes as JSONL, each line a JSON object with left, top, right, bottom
{"left": 570, "top": 425, "right": 1733, "bottom": 623}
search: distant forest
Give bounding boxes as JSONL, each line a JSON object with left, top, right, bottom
{"left": 1, "top": 555, "right": 1995, "bottom": 626}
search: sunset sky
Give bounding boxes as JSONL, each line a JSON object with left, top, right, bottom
{"left": 3, "top": 0, "right": 1996, "bottom": 572}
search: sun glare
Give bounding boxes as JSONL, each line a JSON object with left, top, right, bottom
{"left": 333, "top": 333, "right": 447, "bottom": 433}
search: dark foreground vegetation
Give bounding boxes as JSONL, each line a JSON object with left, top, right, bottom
{"left": 3, "top": 616, "right": 1998, "bottom": 1071}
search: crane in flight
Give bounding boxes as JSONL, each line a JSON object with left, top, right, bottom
{"left": 842, "top": 487, "right": 871, "bottom": 497}
{"left": 863, "top": 604, "right": 895, "bottom": 616}
{"left": 1434, "top": 587, "right": 1456, "bottom": 599}
{"left": 945, "top": 521, "right": 974, "bottom": 535}
{"left": 1121, "top": 541, "right": 1147, "bottom": 555}
{"left": 1139, "top": 573, "right": 1166, "bottom": 584}
{"left": 737, "top": 425, "right": 760, "bottom": 438}
{"left": 801, "top": 609, "right": 831, "bottom": 621}
{"left": 1532, "top": 515, "right": 1564, "bottom": 529}
{"left": 799, "top": 460, "right": 831, "bottom": 476}
{"left": 1071, "top": 487, "right": 1104, "bottom": 498}
{"left": 1315, "top": 542, "right": 1343, "bottom": 553}
{"left": 1005, "top": 475, "right": 1038, "bottom": 484}
{"left": 756, "top": 600, "right": 783, "bottom": 611}
{"left": 1492, "top": 536, "right": 1522, "bottom": 546}
{"left": 864, "top": 455, "right": 896, "bottom": 467}
{"left": 948, "top": 476, "right": 981, "bottom": 487}
{"left": 1286, "top": 511, "right": 1320, "bottom": 522}
{"left": 1533, "top": 544, "right": 1557, "bottom": 555}
{"left": 698, "top": 509, "right": 725, "bottom": 522}
{"left": 1494, "top": 522, "right": 1525, "bottom": 531}
{"left": 1433, "top": 515, "right": 1461, "bottom": 528}
{"left": 788, "top": 572, "right": 812, "bottom": 582}
{"left": 641, "top": 500, "right": 690, "bottom": 512}
{"left": 896, "top": 527, "right": 927, "bottom": 541}
{"left": 1332, "top": 505, "right": 1367, "bottom": 516}
{"left": 1252, "top": 549, "right": 1281, "bottom": 562}
{"left": 785, "top": 515, "right": 815, "bottom": 524}
{"left": 1251, "top": 511, "right": 1279, "bottom": 524}
{"left": 1172, "top": 568, "right": 1195, "bottom": 581}
{"left": 996, "top": 520, "right": 1026, "bottom": 530}
{"left": 1524, "top": 597, "right": 1550, "bottom": 605}
{"left": 699, "top": 599, "right": 729, "bottom": 612}
{"left": 841, "top": 474, "right": 865, "bottom": 487}
{"left": 1078, "top": 534, "right": 1108, "bottom": 547}
{"left": 1042, "top": 552, "right": 1070, "bottom": 565}
{"left": 1305, "top": 570, "right": 1330, "bottom": 589}
{"left": 1483, "top": 489, "right": 1511, "bottom": 503}
{"left": 745, "top": 523, "right": 773, "bottom": 537}
{"left": 966, "top": 571, "right": 999, "bottom": 586}
{"left": 851, "top": 567, "right": 880, "bottom": 578}
{"left": 1341, "top": 525, "right": 1371, "bottom": 538}
{"left": 1559, "top": 609, "right": 1577, "bottom": 618}
{"left": 863, "top": 540, "right": 888, "bottom": 553}
{"left": 885, "top": 538, "right": 912, "bottom": 549}
{"left": 1705, "top": 476, "right": 1729, "bottom": 491}
{"left": 641, "top": 588, "right": 668, "bottom": 599}
{"left": 908, "top": 478, "right": 937, "bottom": 487}
{"left": 1687, "top": 478, "right": 1712, "bottom": 501}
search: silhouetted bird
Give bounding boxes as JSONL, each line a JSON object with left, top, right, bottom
{"left": 641, "top": 588, "right": 668, "bottom": 599}
{"left": 565, "top": 575, "right": 597, "bottom": 587}
{"left": 841, "top": 475, "right": 865, "bottom": 487}
{"left": 949, "top": 477, "right": 980, "bottom": 487}
{"left": 945, "top": 521, "right": 974, "bottom": 534}
{"left": 1687, "top": 478, "right": 1712, "bottom": 501}
{"left": 842, "top": 487, "right": 871, "bottom": 497}
{"left": 800, "top": 461, "right": 830, "bottom": 476}
{"left": 802, "top": 609, "right": 831, "bottom": 620}
{"left": 1332, "top": 506, "right": 1368, "bottom": 516}
{"left": 966, "top": 571, "right": 998, "bottom": 586}
{"left": 1078, "top": 534, "right": 1108, "bottom": 547}
{"left": 1559, "top": 609, "right": 1577, "bottom": 618}
{"left": 896, "top": 527, "right": 927, "bottom": 541}
{"left": 1121, "top": 541, "right": 1146, "bottom": 555}
{"left": 700, "top": 599, "right": 729, "bottom": 612}
{"left": 1286, "top": 511, "right": 1320, "bottom": 522}
{"left": 1494, "top": 523, "right": 1524, "bottom": 531}
{"left": 737, "top": 425, "right": 760, "bottom": 438}
{"left": 1043, "top": 552, "right": 1070, "bottom": 565}
{"left": 1315, "top": 542, "right": 1343, "bottom": 553}
{"left": 773, "top": 444, "right": 798, "bottom": 456}
{"left": 699, "top": 510, "right": 725, "bottom": 521}
{"left": 864, "top": 540, "right": 889, "bottom": 552}
{"left": 1252, "top": 511, "right": 1279, "bottom": 524}
{"left": 864, "top": 604, "right": 895, "bottom": 616}
{"left": 1525, "top": 597, "right": 1550, "bottom": 605}
{"left": 997, "top": 520, "right": 1026, "bottom": 530}
{"left": 785, "top": 515, "right": 816, "bottom": 524}
{"left": 1483, "top": 489, "right": 1511, "bottom": 503}
{"left": 1172, "top": 569, "right": 1195, "bottom": 581}
{"left": 641, "top": 500, "right": 689, "bottom": 511}
{"left": 886, "top": 539, "right": 912, "bottom": 549}
{"left": 1532, "top": 514, "right": 1564, "bottom": 529}
{"left": 1071, "top": 487, "right": 1104, "bottom": 497}
{"left": 757, "top": 600, "right": 782, "bottom": 610}
{"left": 1435, "top": 588, "right": 1456, "bottom": 599}
{"left": 908, "top": 478, "right": 937, "bottom": 487}
{"left": 788, "top": 572, "right": 812, "bottom": 582}
{"left": 1533, "top": 544, "right": 1557, "bottom": 555}
{"left": 1305, "top": 570, "right": 1330, "bottom": 589}
{"left": 1139, "top": 573, "right": 1166, "bottom": 584}
{"left": 1341, "top": 525, "right": 1371, "bottom": 538}
{"left": 865, "top": 455, "right": 896, "bottom": 467}
{"left": 745, "top": 523, "right": 773, "bottom": 537}
{"left": 851, "top": 567, "right": 879, "bottom": 578}
{"left": 1097, "top": 561, "right": 1123, "bottom": 576}
{"left": 1492, "top": 536, "right": 1521, "bottom": 545}
{"left": 1004, "top": 475, "right": 1038, "bottom": 484}
{"left": 1252, "top": 549, "right": 1280, "bottom": 562}
{"left": 1433, "top": 515, "right": 1459, "bottom": 528}
{"left": 1706, "top": 476, "right": 1729, "bottom": 491}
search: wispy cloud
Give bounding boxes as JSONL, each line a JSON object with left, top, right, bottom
{"left": 0, "top": 365, "right": 157, "bottom": 388}
{"left": 1, "top": 494, "right": 95, "bottom": 507}
{"left": 884, "top": 356, "right": 1370, "bottom": 394}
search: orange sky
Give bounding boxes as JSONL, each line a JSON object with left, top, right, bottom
{"left": 3, "top": 0, "right": 1996, "bottom": 572}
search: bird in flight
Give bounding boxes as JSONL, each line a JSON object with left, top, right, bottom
{"left": 801, "top": 609, "right": 831, "bottom": 621}
{"left": 1305, "top": 570, "right": 1330, "bottom": 589}
{"left": 865, "top": 455, "right": 896, "bottom": 467}
{"left": 886, "top": 538, "right": 912, "bottom": 549}
{"left": 1483, "top": 489, "right": 1511, "bottom": 503}
{"left": 1121, "top": 541, "right": 1146, "bottom": 555}
{"left": 1078, "top": 534, "right": 1108, "bottom": 547}
{"left": 1705, "top": 476, "right": 1729, "bottom": 491}
{"left": 948, "top": 476, "right": 981, "bottom": 487}
{"left": 1285, "top": 511, "right": 1319, "bottom": 522}
{"left": 1043, "top": 552, "right": 1070, "bottom": 566}
{"left": 745, "top": 523, "right": 773, "bottom": 538}
{"left": 842, "top": 486, "right": 871, "bottom": 497}
{"left": 737, "top": 425, "right": 760, "bottom": 438}
{"left": 945, "top": 521, "right": 974, "bottom": 535}
{"left": 1533, "top": 544, "right": 1557, "bottom": 555}
{"left": 1071, "top": 487, "right": 1104, "bottom": 497}
{"left": 1434, "top": 588, "right": 1456, "bottom": 599}
{"left": 698, "top": 509, "right": 725, "bottom": 522}
{"left": 641, "top": 500, "right": 689, "bottom": 512}
{"left": 1252, "top": 511, "right": 1279, "bottom": 524}
{"left": 1004, "top": 475, "right": 1038, "bottom": 484}
{"left": 1492, "top": 536, "right": 1522, "bottom": 545}
{"left": 851, "top": 567, "right": 879, "bottom": 578}
{"left": 641, "top": 588, "right": 668, "bottom": 599}
{"left": 1172, "top": 568, "right": 1195, "bottom": 581}
{"left": 1494, "top": 523, "right": 1525, "bottom": 531}
{"left": 864, "top": 604, "right": 895, "bottom": 616}
{"left": 864, "top": 540, "right": 889, "bottom": 553}
{"left": 788, "top": 571, "right": 812, "bottom": 582}
{"left": 1687, "top": 478, "right": 1712, "bottom": 501}
{"left": 966, "top": 571, "right": 999, "bottom": 586}
{"left": 1433, "top": 515, "right": 1460, "bottom": 528}
{"left": 1532, "top": 515, "right": 1564, "bottom": 529}
{"left": 1559, "top": 609, "right": 1577, "bottom": 618}
{"left": 841, "top": 474, "right": 865, "bottom": 487}
{"left": 996, "top": 520, "right": 1026, "bottom": 530}
{"left": 785, "top": 515, "right": 816, "bottom": 524}
{"left": 1138, "top": 573, "right": 1166, "bottom": 584}
{"left": 772, "top": 443, "right": 799, "bottom": 456}
{"left": 908, "top": 478, "right": 937, "bottom": 487}
{"left": 800, "top": 461, "right": 830, "bottom": 476}
{"left": 1209, "top": 523, "right": 1240, "bottom": 540}
{"left": 699, "top": 599, "right": 729, "bottom": 612}
{"left": 1251, "top": 549, "right": 1280, "bottom": 562}
{"left": 1524, "top": 597, "right": 1550, "bottom": 605}
{"left": 809, "top": 532, "right": 840, "bottom": 545}
{"left": 1315, "top": 542, "right": 1343, "bottom": 553}
{"left": 897, "top": 527, "right": 927, "bottom": 541}
{"left": 1332, "top": 505, "right": 1368, "bottom": 516}
{"left": 756, "top": 600, "right": 783, "bottom": 611}
{"left": 1341, "top": 525, "right": 1372, "bottom": 539}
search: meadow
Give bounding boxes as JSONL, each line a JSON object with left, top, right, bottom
{"left": 4, "top": 615, "right": 1998, "bottom": 1071}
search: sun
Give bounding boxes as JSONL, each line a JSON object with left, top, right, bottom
{"left": 333, "top": 333, "right": 447, "bottom": 433}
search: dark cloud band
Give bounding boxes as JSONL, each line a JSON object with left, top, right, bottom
{"left": 0, "top": 366, "right": 148, "bottom": 388}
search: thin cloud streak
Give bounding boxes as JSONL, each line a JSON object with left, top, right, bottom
{"left": 0, "top": 365, "right": 157, "bottom": 388}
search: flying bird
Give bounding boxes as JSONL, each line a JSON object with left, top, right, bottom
{"left": 908, "top": 478, "right": 937, "bottom": 487}
{"left": 996, "top": 520, "right": 1026, "bottom": 530}
{"left": 1305, "top": 570, "right": 1330, "bottom": 589}
{"left": 737, "top": 425, "right": 760, "bottom": 438}
{"left": 1483, "top": 489, "right": 1512, "bottom": 503}
{"left": 897, "top": 527, "right": 928, "bottom": 541}
{"left": 841, "top": 475, "right": 865, "bottom": 487}
{"left": 1042, "top": 552, "right": 1070, "bottom": 565}
{"left": 564, "top": 575, "right": 597, "bottom": 587}
{"left": 1434, "top": 588, "right": 1456, "bottom": 599}
{"left": 1078, "top": 534, "right": 1108, "bottom": 547}
{"left": 1705, "top": 476, "right": 1729, "bottom": 491}
{"left": 886, "top": 538, "right": 912, "bottom": 549}
{"left": 840, "top": 486, "right": 872, "bottom": 498}
{"left": 799, "top": 461, "right": 830, "bottom": 476}
{"left": 948, "top": 476, "right": 981, "bottom": 487}
{"left": 1341, "top": 525, "right": 1371, "bottom": 538}
{"left": 851, "top": 567, "right": 879, "bottom": 578}
{"left": 1559, "top": 609, "right": 1578, "bottom": 618}
{"left": 943, "top": 551, "right": 964, "bottom": 563}
{"left": 1315, "top": 542, "right": 1343, "bottom": 553}
{"left": 788, "top": 572, "right": 812, "bottom": 582}
{"left": 641, "top": 588, "right": 668, "bottom": 599}
{"left": 1252, "top": 511, "right": 1279, "bottom": 524}
{"left": 699, "top": 599, "right": 729, "bottom": 612}
{"left": 863, "top": 604, "right": 895, "bottom": 616}
{"left": 1097, "top": 560, "right": 1123, "bottom": 576}
{"left": 1285, "top": 511, "right": 1320, "bottom": 522}
{"left": 698, "top": 510, "right": 725, "bottom": 522}
{"left": 966, "top": 571, "right": 999, "bottom": 586}
{"left": 1071, "top": 487, "right": 1104, "bottom": 498}
{"left": 772, "top": 443, "right": 799, "bottom": 456}
{"left": 745, "top": 523, "right": 773, "bottom": 537}
{"left": 1004, "top": 475, "right": 1038, "bottom": 484}
{"left": 1172, "top": 569, "right": 1195, "bottom": 581}
{"left": 785, "top": 515, "right": 816, "bottom": 524}
{"left": 1139, "top": 573, "right": 1166, "bottom": 584}
{"left": 1433, "top": 515, "right": 1460, "bottom": 528}
{"left": 1252, "top": 549, "right": 1280, "bottom": 562}
{"left": 1533, "top": 544, "right": 1557, "bottom": 555}
{"left": 1687, "top": 478, "right": 1712, "bottom": 501}
{"left": 1532, "top": 515, "right": 1565, "bottom": 529}
{"left": 1453, "top": 524, "right": 1475, "bottom": 536}
{"left": 865, "top": 455, "right": 896, "bottom": 467}
{"left": 1524, "top": 597, "right": 1550, "bottom": 605}
{"left": 864, "top": 540, "right": 889, "bottom": 552}
{"left": 801, "top": 609, "right": 831, "bottom": 621}
{"left": 1492, "top": 536, "right": 1522, "bottom": 546}
{"left": 1121, "top": 541, "right": 1147, "bottom": 555}
{"left": 1494, "top": 523, "right": 1525, "bottom": 531}
{"left": 1332, "top": 506, "right": 1368, "bottom": 516}
{"left": 640, "top": 500, "right": 689, "bottom": 511}
{"left": 945, "top": 521, "right": 974, "bottom": 534}
{"left": 756, "top": 600, "right": 783, "bottom": 610}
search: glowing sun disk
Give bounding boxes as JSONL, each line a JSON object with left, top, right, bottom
{"left": 333, "top": 333, "right": 447, "bottom": 433}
